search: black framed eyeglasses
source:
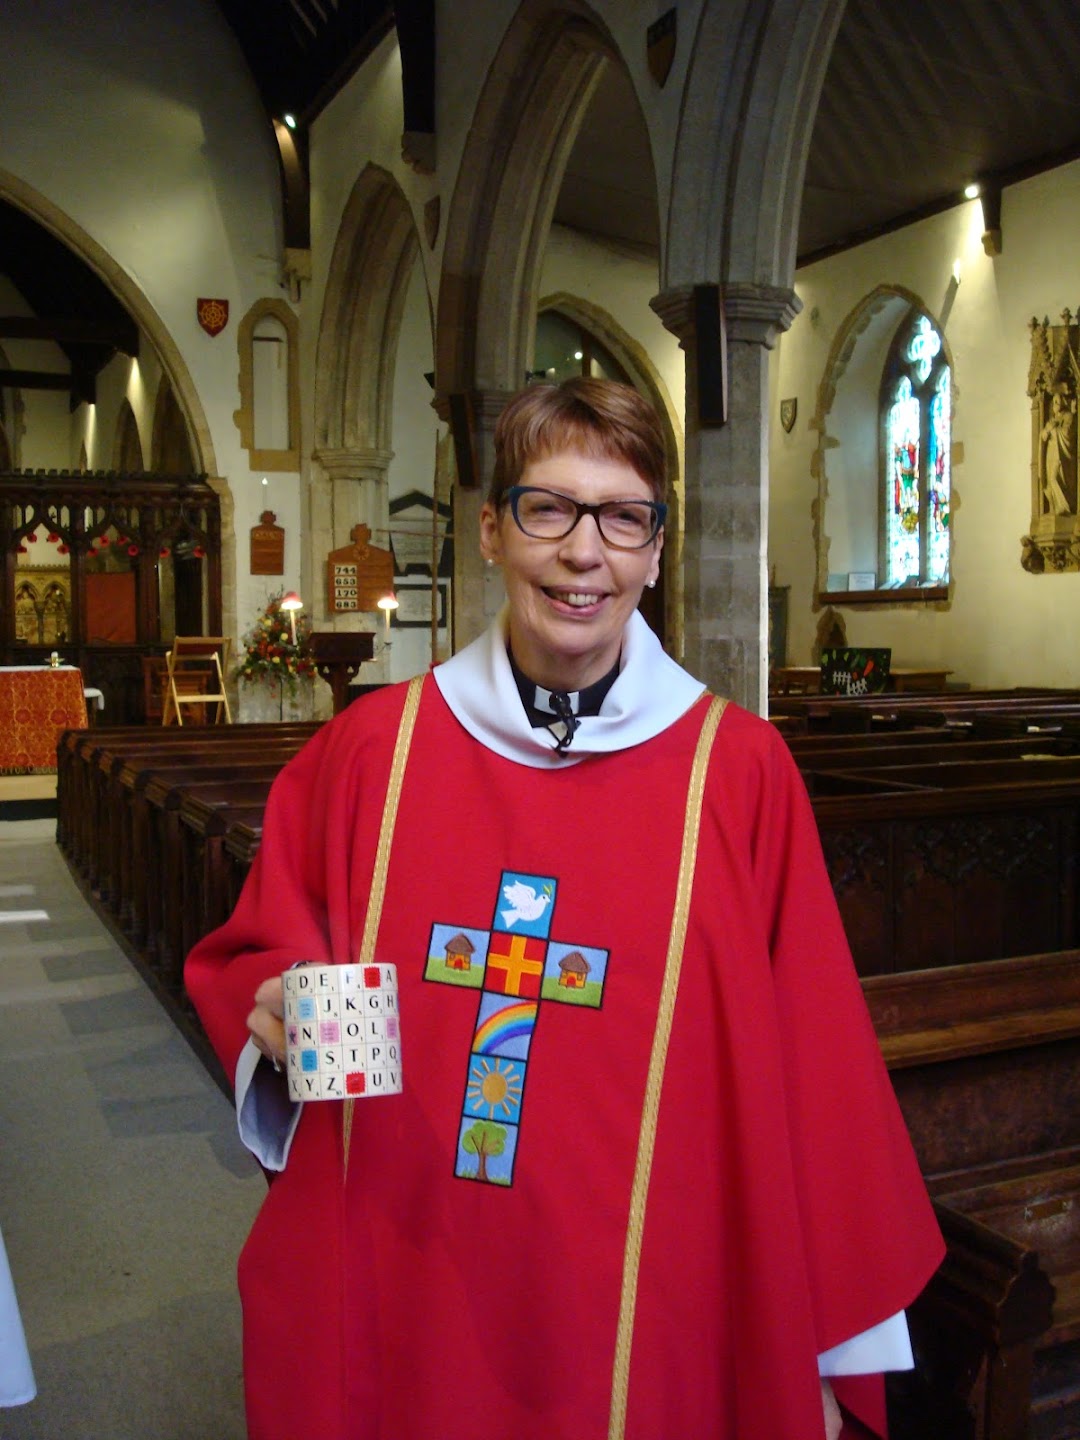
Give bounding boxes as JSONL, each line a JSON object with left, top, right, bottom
{"left": 504, "top": 486, "right": 666, "bottom": 550}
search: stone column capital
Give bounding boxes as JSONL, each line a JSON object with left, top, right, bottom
{"left": 722, "top": 282, "right": 802, "bottom": 348}
{"left": 431, "top": 388, "right": 518, "bottom": 426}
{"left": 651, "top": 282, "right": 802, "bottom": 350}
{"left": 649, "top": 286, "right": 696, "bottom": 344}
{"left": 313, "top": 447, "right": 394, "bottom": 483}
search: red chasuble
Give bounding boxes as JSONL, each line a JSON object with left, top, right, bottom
{"left": 186, "top": 680, "right": 943, "bottom": 1440}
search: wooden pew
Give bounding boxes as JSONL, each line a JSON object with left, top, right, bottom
{"left": 809, "top": 756, "right": 1080, "bottom": 975}
{"left": 80, "top": 724, "right": 316, "bottom": 897}
{"left": 144, "top": 773, "right": 283, "bottom": 995}
{"left": 126, "top": 758, "right": 292, "bottom": 949}
{"left": 56, "top": 723, "right": 315, "bottom": 990}
{"left": 788, "top": 735, "right": 1074, "bottom": 770}
{"left": 769, "top": 688, "right": 1080, "bottom": 737}
{"left": 223, "top": 814, "right": 263, "bottom": 919}
{"left": 864, "top": 952, "right": 1080, "bottom": 1439}
{"left": 176, "top": 782, "right": 276, "bottom": 978}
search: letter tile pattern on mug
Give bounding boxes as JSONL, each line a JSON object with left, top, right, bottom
{"left": 283, "top": 964, "right": 402, "bottom": 1101}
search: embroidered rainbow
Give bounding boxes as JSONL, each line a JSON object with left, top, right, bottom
{"left": 472, "top": 1001, "right": 538, "bottom": 1053}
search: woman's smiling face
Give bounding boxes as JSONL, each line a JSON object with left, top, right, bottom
{"left": 480, "top": 448, "right": 663, "bottom": 693}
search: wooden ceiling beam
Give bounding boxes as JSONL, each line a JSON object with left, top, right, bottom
{"left": 0, "top": 369, "right": 72, "bottom": 391}
{"left": 0, "top": 316, "right": 138, "bottom": 353}
{"left": 0, "top": 369, "right": 97, "bottom": 410}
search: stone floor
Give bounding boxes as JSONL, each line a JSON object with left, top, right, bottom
{"left": 0, "top": 819, "right": 263, "bottom": 1439}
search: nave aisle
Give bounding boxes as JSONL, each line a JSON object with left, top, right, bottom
{"left": 0, "top": 819, "right": 261, "bottom": 1440}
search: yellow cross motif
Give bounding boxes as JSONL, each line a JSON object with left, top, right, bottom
{"left": 485, "top": 933, "right": 544, "bottom": 996}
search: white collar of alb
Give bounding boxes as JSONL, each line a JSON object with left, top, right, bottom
{"left": 431, "top": 606, "right": 707, "bottom": 768}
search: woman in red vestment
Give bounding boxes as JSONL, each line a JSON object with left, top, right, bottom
{"left": 186, "top": 378, "right": 943, "bottom": 1440}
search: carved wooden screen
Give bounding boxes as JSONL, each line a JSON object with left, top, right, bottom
{"left": 0, "top": 469, "right": 222, "bottom": 720}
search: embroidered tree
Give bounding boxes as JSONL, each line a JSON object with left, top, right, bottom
{"left": 461, "top": 1120, "right": 506, "bottom": 1183}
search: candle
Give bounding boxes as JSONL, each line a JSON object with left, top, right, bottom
{"left": 377, "top": 592, "right": 399, "bottom": 641}
{"left": 279, "top": 592, "right": 303, "bottom": 649}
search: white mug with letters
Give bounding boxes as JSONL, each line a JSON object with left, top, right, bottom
{"left": 282, "top": 963, "right": 402, "bottom": 1101}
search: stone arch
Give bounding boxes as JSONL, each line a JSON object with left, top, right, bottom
{"left": 0, "top": 168, "right": 218, "bottom": 477}
{"left": 151, "top": 378, "right": 197, "bottom": 474}
{"left": 0, "top": 168, "right": 237, "bottom": 640}
{"left": 538, "top": 291, "right": 680, "bottom": 451}
{"left": 809, "top": 283, "right": 957, "bottom": 606}
{"left": 314, "top": 163, "right": 423, "bottom": 457}
{"left": 435, "top": 0, "right": 624, "bottom": 401}
{"left": 113, "top": 398, "right": 144, "bottom": 472}
{"left": 666, "top": 0, "right": 845, "bottom": 291}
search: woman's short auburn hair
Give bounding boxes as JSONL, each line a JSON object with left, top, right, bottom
{"left": 488, "top": 377, "right": 667, "bottom": 506}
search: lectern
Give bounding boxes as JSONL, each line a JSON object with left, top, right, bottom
{"left": 309, "top": 631, "right": 375, "bottom": 714}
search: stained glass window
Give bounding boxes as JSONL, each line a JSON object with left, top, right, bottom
{"left": 882, "top": 313, "right": 950, "bottom": 586}
{"left": 926, "top": 369, "right": 951, "bottom": 583}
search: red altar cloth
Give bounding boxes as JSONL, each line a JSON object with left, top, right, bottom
{"left": 0, "top": 669, "right": 88, "bottom": 774}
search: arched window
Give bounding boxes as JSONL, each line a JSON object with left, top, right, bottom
{"left": 533, "top": 310, "right": 630, "bottom": 384}
{"left": 882, "top": 313, "right": 951, "bottom": 586}
{"left": 235, "top": 298, "right": 300, "bottom": 471}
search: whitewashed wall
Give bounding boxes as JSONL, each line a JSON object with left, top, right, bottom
{"left": 770, "top": 159, "right": 1080, "bottom": 688}
{"left": 0, "top": 0, "right": 296, "bottom": 646}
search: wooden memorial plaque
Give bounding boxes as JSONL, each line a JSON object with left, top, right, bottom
{"left": 327, "top": 524, "right": 395, "bottom": 613}
{"left": 250, "top": 510, "right": 285, "bottom": 575}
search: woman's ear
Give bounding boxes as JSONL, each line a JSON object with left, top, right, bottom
{"left": 645, "top": 527, "right": 664, "bottom": 588}
{"left": 479, "top": 502, "right": 502, "bottom": 564}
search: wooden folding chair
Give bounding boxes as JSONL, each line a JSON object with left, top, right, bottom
{"left": 161, "top": 637, "right": 232, "bottom": 725}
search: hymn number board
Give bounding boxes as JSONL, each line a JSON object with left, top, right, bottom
{"left": 326, "top": 524, "right": 395, "bottom": 614}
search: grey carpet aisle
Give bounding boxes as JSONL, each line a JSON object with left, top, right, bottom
{"left": 0, "top": 819, "right": 264, "bottom": 1440}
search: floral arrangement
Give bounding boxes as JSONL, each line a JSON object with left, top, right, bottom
{"left": 235, "top": 592, "right": 315, "bottom": 695}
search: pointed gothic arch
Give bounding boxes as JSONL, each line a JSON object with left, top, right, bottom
{"left": 809, "top": 283, "right": 956, "bottom": 606}
{"left": 151, "top": 378, "right": 196, "bottom": 475}
{"left": 0, "top": 169, "right": 218, "bottom": 477}
{"left": 113, "top": 398, "right": 144, "bottom": 472}
{"left": 314, "top": 164, "right": 424, "bottom": 456}
{"left": 435, "top": 0, "right": 625, "bottom": 400}
{"left": 666, "top": 0, "right": 845, "bottom": 291}
{"left": 0, "top": 168, "right": 236, "bottom": 649}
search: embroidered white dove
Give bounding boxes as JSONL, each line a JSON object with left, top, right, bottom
{"left": 500, "top": 881, "right": 552, "bottom": 928}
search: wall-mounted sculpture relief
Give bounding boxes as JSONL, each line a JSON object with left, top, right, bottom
{"left": 1023, "top": 311, "right": 1080, "bottom": 571}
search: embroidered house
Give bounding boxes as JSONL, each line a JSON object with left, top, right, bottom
{"left": 444, "top": 934, "right": 476, "bottom": 971}
{"left": 557, "top": 950, "right": 591, "bottom": 989}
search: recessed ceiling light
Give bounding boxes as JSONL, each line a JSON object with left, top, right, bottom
{"left": 964, "top": 183, "right": 980, "bottom": 200}
{"left": 283, "top": 113, "right": 297, "bottom": 130}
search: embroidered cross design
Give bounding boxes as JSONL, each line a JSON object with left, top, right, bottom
{"left": 425, "top": 869, "right": 610, "bottom": 1185}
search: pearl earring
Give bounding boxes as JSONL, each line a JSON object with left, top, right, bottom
{"left": 646, "top": 579, "right": 656, "bottom": 589}
{"left": 484, "top": 557, "right": 496, "bottom": 569}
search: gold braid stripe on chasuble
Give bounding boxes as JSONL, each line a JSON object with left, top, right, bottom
{"left": 342, "top": 672, "right": 425, "bottom": 1177}
{"left": 608, "top": 693, "right": 727, "bottom": 1440}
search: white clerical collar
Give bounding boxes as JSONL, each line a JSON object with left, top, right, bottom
{"left": 431, "top": 606, "right": 707, "bottom": 768}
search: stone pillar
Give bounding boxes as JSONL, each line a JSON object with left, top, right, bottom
{"left": 438, "top": 388, "right": 516, "bottom": 650}
{"left": 313, "top": 446, "right": 395, "bottom": 548}
{"left": 309, "top": 445, "right": 394, "bottom": 681}
{"left": 652, "top": 283, "right": 800, "bottom": 714}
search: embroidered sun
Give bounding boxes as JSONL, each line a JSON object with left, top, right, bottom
{"left": 467, "top": 1058, "right": 523, "bottom": 1120}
